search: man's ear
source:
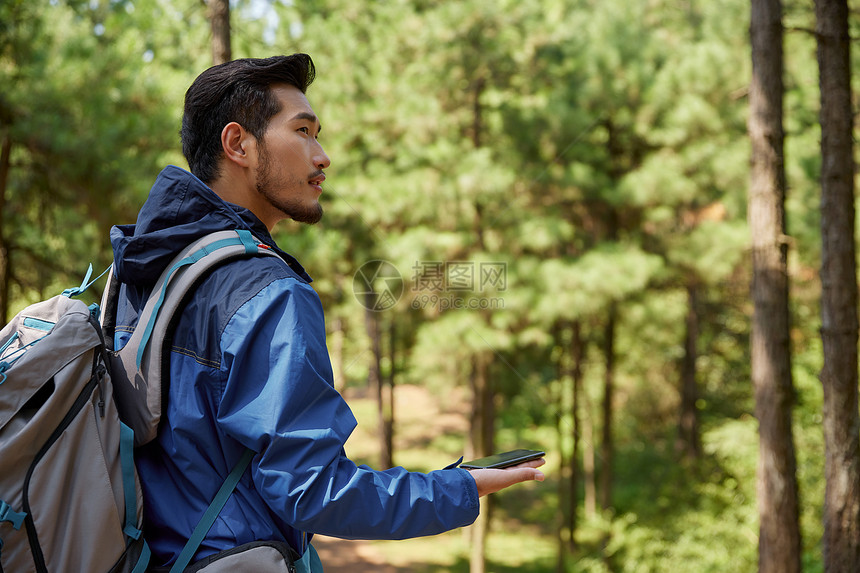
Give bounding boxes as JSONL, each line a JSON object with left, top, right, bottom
{"left": 220, "top": 122, "right": 256, "bottom": 167}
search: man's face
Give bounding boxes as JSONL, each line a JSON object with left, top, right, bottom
{"left": 254, "top": 84, "right": 330, "bottom": 225}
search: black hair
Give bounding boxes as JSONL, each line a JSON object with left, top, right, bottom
{"left": 181, "top": 54, "right": 316, "bottom": 184}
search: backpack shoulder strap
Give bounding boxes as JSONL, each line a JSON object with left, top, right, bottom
{"left": 169, "top": 448, "right": 256, "bottom": 573}
{"left": 101, "top": 229, "right": 283, "bottom": 446}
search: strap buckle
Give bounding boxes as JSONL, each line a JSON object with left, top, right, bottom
{"left": 0, "top": 500, "right": 26, "bottom": 530}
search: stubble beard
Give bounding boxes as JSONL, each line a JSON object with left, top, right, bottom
{"left": 256, "top": 143, "right": 324, "bottom": 225}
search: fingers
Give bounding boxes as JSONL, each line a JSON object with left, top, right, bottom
{"left": 510, "top": 458, "right": 546, "bottom": 470}
{"left": 468, "top": 463, "right": 547, "bottom": 497}
{"left": 509, "top": 466, "right": 545, "bottom": 484}
{"left": 504, "top": 458, "right": 546, "bottom": 484}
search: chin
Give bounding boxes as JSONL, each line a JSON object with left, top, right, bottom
{"left": 289, "top": 203, "right": 323, "bottom": 225}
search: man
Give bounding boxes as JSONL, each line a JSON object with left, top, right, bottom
{"left": 110, "top": 54, "right": 544, "bottom": 571}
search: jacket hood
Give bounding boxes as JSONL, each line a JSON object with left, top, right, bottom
{"left": 111, "top": 165, "right": 309, "bottom": 285}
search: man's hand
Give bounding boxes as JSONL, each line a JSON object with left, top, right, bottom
{"left": 467, "top": 458, "right": 546, "bottom": 497}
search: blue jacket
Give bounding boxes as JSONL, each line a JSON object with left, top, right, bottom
{"left": 110, "top": 165, "right": 479, "bottom": 566}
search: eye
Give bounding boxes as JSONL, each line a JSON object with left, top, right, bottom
{"left": 298, "top": 127, "right": 310, "bottom": 135}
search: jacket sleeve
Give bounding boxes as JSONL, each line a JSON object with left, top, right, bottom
{"left": 216, "top": 277, "right": 480, "bottom": 539}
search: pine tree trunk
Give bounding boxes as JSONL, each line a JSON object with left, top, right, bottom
{"left": 364, "top": 301, "right": 392, "bottom": 469}
{"left": 583, "top": 396, "right": 597, "bottom": 518}
{"left": 467, "top": 356, "right": 481, "bottom": 461}
{"left": 207, "top": 0, "right": 231, "bottom": 65}
{"left": 815, "top": 0, "right": 860, "bottom": 569}
{"left": 748, "top": 1, "right": 802, "bottom": 571}
{"left": 467, "top": 75, "right": 492, "bottom": 573}
{"left": 470, "top": 498, "right": 488, "bottom": 573}
{"left": 568, "top": 321, "right": 584, "bottom": 550}
{"left": 600, "top": 305, "right": 616, "bottom": 512}
{"left": 385, "top": 318, "right": 396, "bottom": 466}
{"left": 677, "top": 283, "right": 701, "bottom": 459}
{"left": 554, "top": 344, "right": 567, "bottom": 573}
{"left": 0, "top": 134, "right": 10, "bottom": 324}
{"left": 469, "top": 353, "right": 492, "bottom": 573}
{"left": 480, "top": 358, "right": 495, "bottom": 461}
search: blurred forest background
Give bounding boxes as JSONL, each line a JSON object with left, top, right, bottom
{"left": 2, "top": 0, "right": 859, "bottom": 571}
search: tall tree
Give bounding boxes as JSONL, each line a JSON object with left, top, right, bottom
{"left": 208, "top": 0, "right": 231, "bottom": 64}
{"left": 599, "top": 303, "right": 616, "bottom": 512}
{"left": 568, "top": 322, "right": 585, "bottom": 546}
{"left": 0, "top": 132, "right": 11, "bottom": 323}
{"left": 748, "top": 0, "right": 802, "bottom": 571}
{"left": 677, "top": 284, "right": 701, "bottom": 458}
{"left": 364, "top": 303, "right": 393, "bottom": 468}
{"left": 815, "top": 0, "right": 860, "bottom": 569}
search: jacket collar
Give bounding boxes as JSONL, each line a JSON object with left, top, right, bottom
{"left": 111, "top": 165, "right": 311, "bottom": 285}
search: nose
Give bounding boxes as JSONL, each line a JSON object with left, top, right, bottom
{"left": 313, "top": 140, "right": 331, "bottom": 170}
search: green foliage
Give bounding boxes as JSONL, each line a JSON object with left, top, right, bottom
{"left": 534, "top": 245, "right": 664, "bottom": 321}
{"left": 1, "top": 0, "right": 180, "bottom": 313}
{"left": 1, "top": 0, "right": 833, "bottom": 570}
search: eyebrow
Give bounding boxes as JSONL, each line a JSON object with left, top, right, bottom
{"left": 291, "top": 111, "right": 322, "bottom": 134}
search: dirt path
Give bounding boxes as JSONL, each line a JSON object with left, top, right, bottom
{"left": 311, "top": 536, "right": 402, "bottom": 572}
{"left": 309, "top": 384, "right": 470, "bottom": 572}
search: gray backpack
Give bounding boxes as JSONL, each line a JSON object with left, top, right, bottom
{"left": 0, "top": 230, "right": 297, "bottom": 573}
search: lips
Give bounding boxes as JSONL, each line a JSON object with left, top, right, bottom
{"left": 308, "top": 172, "right": 325, "bottom": 193}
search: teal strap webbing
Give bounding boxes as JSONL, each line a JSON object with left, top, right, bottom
{"left": 0, "top": 500, "right": 25, "bottom": 530}
{"left": 293, "top": 544, "right": 323, "bottom": 573}
{"left": 0, "top": 333, "right": 50, "bottom": 379}
{"left": 131, "top": 541, "right": 151, "bottom": 573}
{"left": 62, "top": 263, "right": 94, "bottom": 298}
{"left": 236, "top": 229, "right": 258, "bottom": 254}
{"left": 0, "top": 332, "right": 18, "bottom": 357}
{"left": 22, "top": 317, "right": 54, "bottom": 332}
{"left": 310, "top": 544, "right": 323, "bottom": 573}
{"left": 169, "top": 448, "right": 255, "bottom": 573}
{"left": 62, "top": 263, "right": 112, "bottom": 298}
{"left": 136, "top": 236, "right": 245, "bottom": 368}
{"left": 119, "top": 422, "right": 142, "bottom": 540}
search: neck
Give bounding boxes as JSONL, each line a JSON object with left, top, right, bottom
{"left": 209, "top": 171, "right": 278, "bottom": 231}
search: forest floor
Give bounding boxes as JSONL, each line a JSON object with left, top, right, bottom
{"left": 309, "top": 383, "right": 471, "bottom": 572}
{"left": 312, "top": 535, "right": 404, "bottom": 572}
